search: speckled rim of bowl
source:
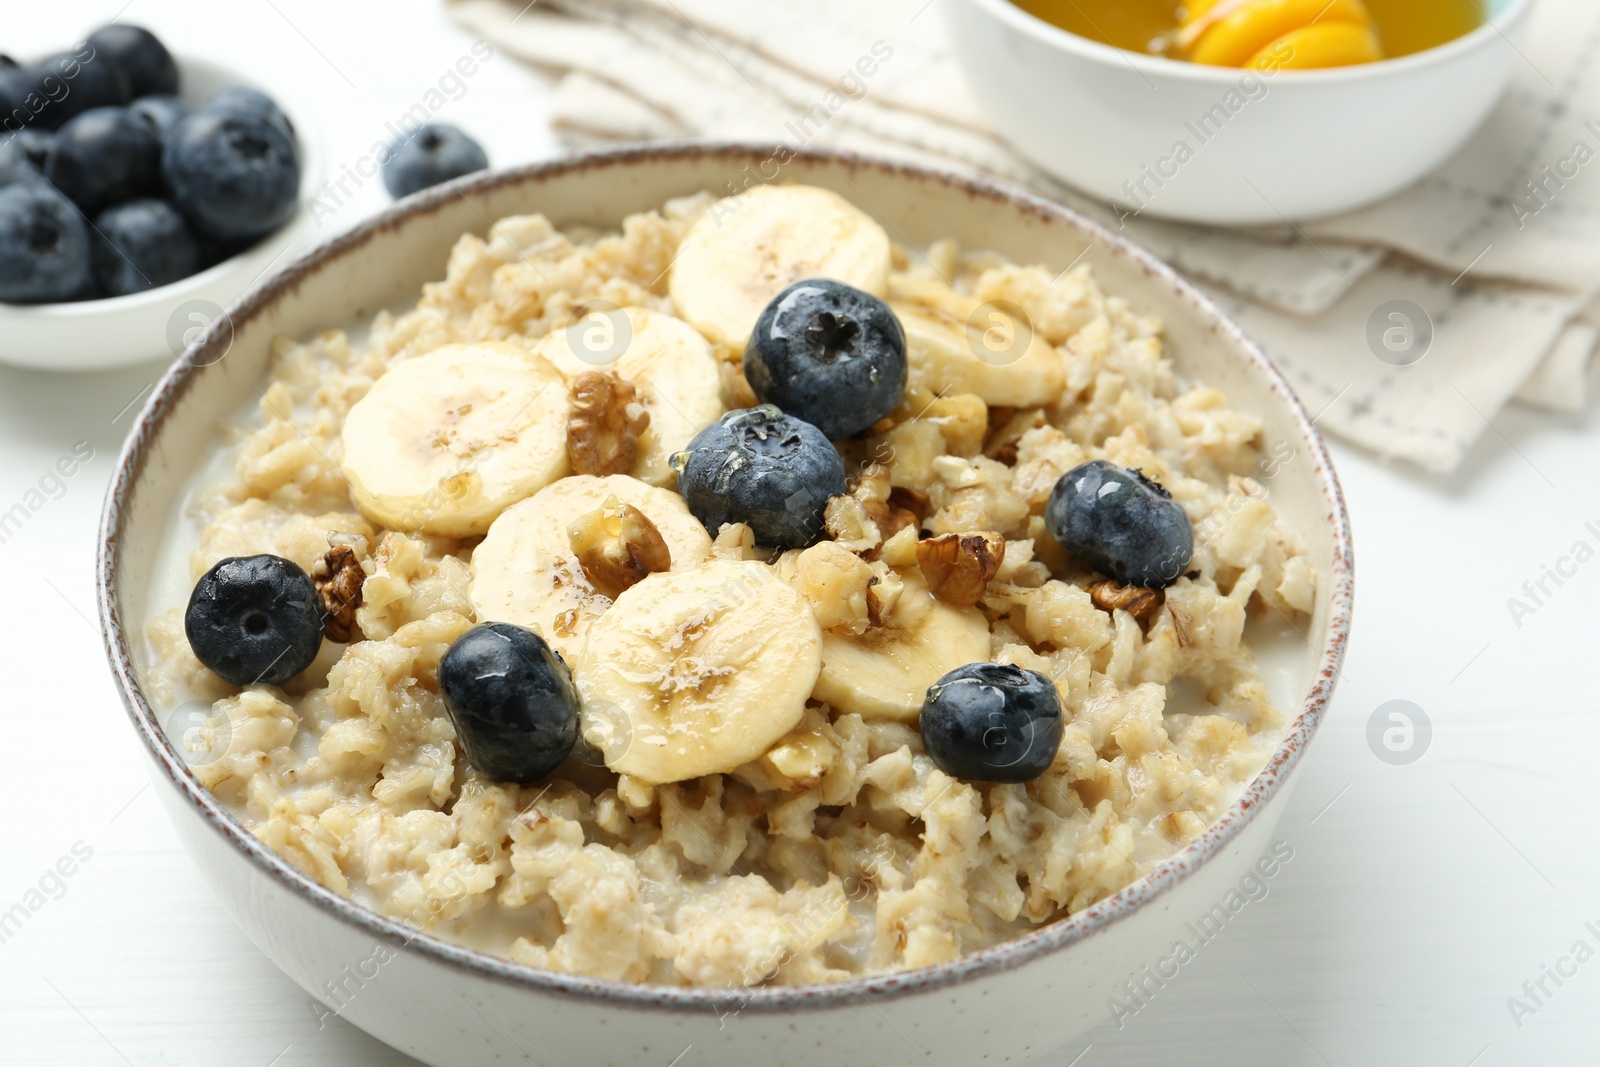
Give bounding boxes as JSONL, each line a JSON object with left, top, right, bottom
{"left": 972, "top": 0, "right": 1536, "bottom": 84}
{"left": 96, "top": 141, "right": 1354, "bottom": 1015}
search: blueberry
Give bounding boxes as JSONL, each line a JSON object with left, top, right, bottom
{"left": 87, "top": 24, "right": 179, "bottom": 99}
{"left": 26, "top": 49, "right": 131, "bottom": 129}
{"left": 203, "top": 86, "right": 294, "bottom": 141}
{"left": 92, "top": 198, "right": 201, "bottom": 296}
{"left": 673, "top": 405, "right": 847, "bottom": 549}
{"left": 0, "top": 129, "right": 53, "bottom": 185}
{"left": 45, "top": 106, "right": 160, "bottom": 213}
{"left": 195, "top": 232, "right": 252, "bottom": 270}
{"left": 163, "top": 108, "right": 300, "bottom": 241}
{"left": 1044, "top": 460, "right": 1194, "bottom": 589}
{"left": 439, "top": 622, "right": 580, "bottom": 784}
{"left": 185, "top": 555, "right": 325, "bottom": 688}
{"left": 61, "top": 269, "right": 102, "bottom": 303}
{"left": 0, "top": 66, "right": 34, "bottom": 132}
{"left": 744, "top": 279, "right": 907, "bottom": 439}
{"left": 919, "top": 663, "right": 1063, "bottom": 783}
{"left": 129, "top": 94, "right": 189, "bottom": 139}
{"left": 382, "top": 123, "right": 488, "bottom": 199}
{"left": 0, "top": 182, "right": 91, "bottom": 303}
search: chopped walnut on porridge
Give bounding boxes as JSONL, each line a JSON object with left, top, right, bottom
{"left": 145, "top": 184, "right": 1315, "bottom": 989}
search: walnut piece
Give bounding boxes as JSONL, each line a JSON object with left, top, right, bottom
{"left": 567, "top": 495, "right": 671, "bottom": 598}
{"left": 823, "top": 494, "right": 881, "bottom": 555}
{"left": 788, "top": 541, "right": 872, "bottom": 636}
{"left": 916, "top": 532, "right": 1004, "bottom": 608}
{"left": 823, "top": 464, "right": 922, "bottom": 554}
{"left": 567, "top": 371, "right": 649, "bottom": 477}
{"left": 864, "top": 564, "right": 905, "bottom": 628}
{"left": 862, "top": 499, "right": 920, "bottom": 542}
{"left": 1087, "top": 579, "right": 1164, "bottom": 623}
{"left": 312, "top": 544, "right": 365, "bottom": 643}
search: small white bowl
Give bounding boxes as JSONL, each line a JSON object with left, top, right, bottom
{"left": 944, "top": 0, "right": 1536, "bottom": 224}
{"left": 99, "top": 144, "right": 1353, "bottom": 1067}
{"left": 0, "top": 54, "right": 323, "bottom": 372}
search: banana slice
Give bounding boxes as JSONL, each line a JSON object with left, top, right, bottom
{"left": 469, "top": 474, "right": 713, "bottom": 660}
{"left": 669, "top": 185, "right": 892, "bottom": 350}
{"left": 534, "top": 307, "right": 725, "bottom": 487}
{"left": 574, "top": 560, "right": 823, "bottom": 784}
{"left": 890, "top": 290, "right": 1066, "bottom": 409}
{"left": 340, "top": 342, "right": 570, "bottom": 538}
{"left": 811, "top": 570, "right": 993, "bottom": 721}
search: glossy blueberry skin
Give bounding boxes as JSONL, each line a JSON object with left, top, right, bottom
{"left": 86, "top": 24, "right": 179, "bottom": 98}
{"left": 674, "top": 405, "right": 847, "bottom": 549}
{"left": 92, "top": 198, "right": 201, "bottom": 296}
{"left": 0, "top": 129, "right": 54, "bottom": 185}
{"left": 45, "top": 106, "right": 161, "bottom": 214}
{"left": 0, "top": 182, "right": 91, "bottom": 303}
{"left": 0, "top": 65, "right": 30, "bottom": 129}
{"left": 920, "top": 663, "right": 1063, "bottom": 783}
{"left": 1045, "top": 460, "right": 1194, "bottom": 589}
{"left": 203, "top": 86, "right": 294, "bottom": 141}
{"left": 382, "top": 123, "right": 488, "bottom": 199}
{"left": 743, "top": 279, "right": 908, "bottom": 439}
{"left": 185, "top": 555, "right": 324, "bottom": 688}
{"left": 439, "top": 622, "right": 580, "bottom": 784}
{"left": 26, "top": 50, "right": 131, "bottom": 129}
{"left": 163, "top": 108, "right": 300, "bottom": 241}
{"left": 129, "top": 94, "right": 189, "bottom": 139}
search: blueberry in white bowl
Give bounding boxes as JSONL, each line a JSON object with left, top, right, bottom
{"left": 0, "top": 182, "right": 91, "bottom": 303}
{"left": 128, "top": 93, "right": 189, "bottom": 138}
{"left": 382, "top": 122, "right": 488, "bottom": 199}
{"left": 163, "top": 106, "right": 300, "bottom": 243}
{"left": 25, "top": 47, "right": 130, "bottom": 129}
{"left": 920, "top": 662, "right": 1064, "bottom": 783}
{"left": 184, "top": 554, "right": 325, "bottom": 688}
{"left": 1045, "top": 459, "right": 1194, "bottom": 589}
{"left": 439, "top": 622, "right": 580, "bottom": 784}
{"left": 0, "top": 65, "right": 28, "bottom": 129}
{"left": 0, "top": 128, "right": 53, "bottom": 184}
{"left": 673, "top": 404, "right": 847, "bottom": 549}
{"left": 45, "top": 105, "right": 162, "bottom": 214}
{"left": 203, "top": 85, "right": 294, "bottom": 140}
{"left": 92, "top": 198, "right": 202, "bottom": 297}
{"left": 86, "top": 23, "right": 179, "bottom": 99}
{"left": 743, "top": 278, "right": 908, "bottom": 440}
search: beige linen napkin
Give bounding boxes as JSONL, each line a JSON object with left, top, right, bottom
{"left": 449, "top": 0, "right": 1600, "bottom": 471}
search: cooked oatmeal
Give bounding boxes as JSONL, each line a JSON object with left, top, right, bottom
{"left": 143, "top": 185, "right": 1316, "bottom": 988}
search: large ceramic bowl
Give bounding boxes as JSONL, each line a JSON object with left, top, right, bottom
{"left": 97, "top": 144, "right": 1353, "bottom": 1067}
{"left": 944, "top": 0, "right": 1536, "bottom": 223}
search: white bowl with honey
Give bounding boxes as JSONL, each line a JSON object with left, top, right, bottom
{"left": 944, "top": 0, "right": 1537, "bottom": 223}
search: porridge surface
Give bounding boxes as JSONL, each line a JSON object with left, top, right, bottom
{"left": 143, "top": 185, "right": 1316, "bottom": 987}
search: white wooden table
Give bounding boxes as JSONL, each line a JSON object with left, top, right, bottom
{"left": 3, "top": 2, "right": 1597, "bottom": 1063}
